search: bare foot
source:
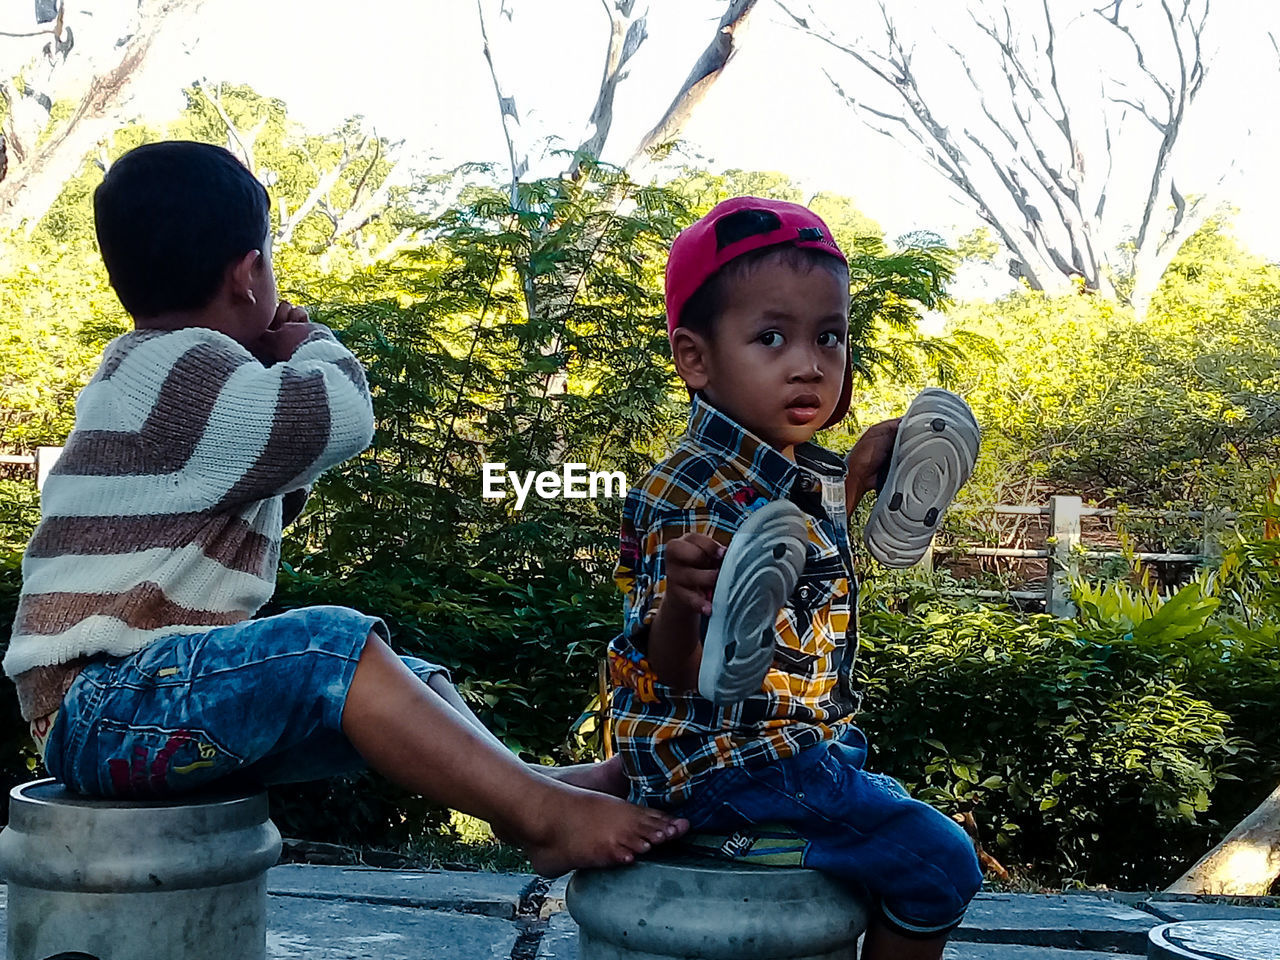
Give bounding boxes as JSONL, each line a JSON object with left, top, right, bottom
{"left": 534, "top": 754, "right": 629, "bottom": 797}
{"left": 512, "top": 782, "right": 689, "bottom": 878}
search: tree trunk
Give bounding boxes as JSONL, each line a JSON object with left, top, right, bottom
{"left": 0, "top": 0, "right": 207, "bottom": 234}
{"left": 568, "top": 1, "right": 646, "bottom": 180}
{"left": 1166, "top": 782, "right": 1280, "bottom": 895}
{"left": 1127, "top": 196, "right": 1210, "bottom": 320}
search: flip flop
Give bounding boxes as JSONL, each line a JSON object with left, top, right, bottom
{"left": 698, "top": 499, "right": 808, "bottom": 704}
{"left": 863, "top": 387, "right": 980, "bottom": 569}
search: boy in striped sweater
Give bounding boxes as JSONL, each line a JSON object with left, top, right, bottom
{"left": 4, "top": 141, "right": 685, "bottom": 876}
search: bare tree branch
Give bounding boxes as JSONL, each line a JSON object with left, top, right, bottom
{"left": 782, "top": 1, "right": 1076, "bottom": 291}
{"left": 476, "top": 0, "right": 528, "bottom": 204}
{"left": 786, "top": 0, "right": 1228, "bottom": 309}
{"left": 1096, "top": 102, "right": 1118, "bottom": 221}
{"left": 1127, "top": 0, "right": 1210, "bottom": 262}
{"left": 570, "top": 0, "right": 648, "bottom": 177}
{"left": 968, "top": 0, "right": 1091, "bottom": 243}
{"left": 196, "top": 79, "right": 269, "bottom": 174}
{"left": 330, "top": 153, "right": 406, "bottom": 241}
{"left": 781, "top": 2, "right": 989, "bottom": 216}
{"left": 628, "top": 0, "right": 759, "bottom": 169}
{"left": 824, "top": 69, "right": 965, "bottom": 189}
{"left": 0, "top": 26, "right": 58, "bottom": 38}
{"left": 1098, "top": 0, "right": 1179, "bottom": 104}
{"left": 365, "top": 226, "right": 419, "bottom": 266}
{"left": 0, "top": 0, "right": 211, "bottom": 234}
{"left": 277, "top": 147, "right": 353, "bottom": 245}
{"left": 1107, "top": 89, "right": 1168, "bottom": 133}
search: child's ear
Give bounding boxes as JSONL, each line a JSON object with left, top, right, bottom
{"left": 670, "top": 327, "right": 711, "bottom": 392}
{"left": 228, "top": 250, "right": 262, "bottom": 304}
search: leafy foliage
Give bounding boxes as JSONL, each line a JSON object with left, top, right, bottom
{"left": 944, "top": 219, "right": 1280, "bottom": 513}
{"left": 859, "top": 538, "right": 1279, "bottom": 888}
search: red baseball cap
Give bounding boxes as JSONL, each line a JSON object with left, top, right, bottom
{"left": 665, "top": 196, "right": 853, "bottom": 428}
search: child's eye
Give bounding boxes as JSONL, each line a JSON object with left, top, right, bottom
{"left": 818, "top": 331, "right": 845, "bottom": 347}
{"left": 758, "top": 331, "right": 784, "bottom": 347}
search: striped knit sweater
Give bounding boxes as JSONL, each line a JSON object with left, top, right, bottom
{"left": 5, "top": 323, "right": 375, "bottom": 720}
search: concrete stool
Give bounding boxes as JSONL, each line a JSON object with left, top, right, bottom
{"left": 1148, "top": 919, "right": 1280, "bottom": 959}
{"left": 567, "top": 853, "right": 869, "bottom": 960}
{"left": 0, "top": 778, "right": 282, "bottom": 960}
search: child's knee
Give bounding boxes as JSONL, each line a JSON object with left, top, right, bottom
{"left": 931, "top": 810, "right": 984, "bottom": 900}
{"left": 425, "top": 671, "right": 452, "bottom": 695}
{"left": 361, "top": 628, "right": 389, "bottom": 655}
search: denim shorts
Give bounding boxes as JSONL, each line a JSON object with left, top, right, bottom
{"left": 667, "top": 725, "right": 983, "bottom": 939}
{"left": 43, "top": 605, "right": 448, "bottom": 797}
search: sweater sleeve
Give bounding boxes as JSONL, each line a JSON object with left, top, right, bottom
{"left": 52, "top": 326, "right": 375, "bottom": 512}
{"left": 198, "top": 325, "right": 375, "bottom": 508}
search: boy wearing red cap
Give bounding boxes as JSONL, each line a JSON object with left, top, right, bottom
{"left": 608, "top": 198, "right": 982, "bottom": 959}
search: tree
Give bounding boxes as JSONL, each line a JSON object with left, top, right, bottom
{"left": 778, "top": 0, "right": 1276, "bottom": 316}
{"left": 922, "top": 217, "right": 1280, "bottom": 580}
{"left": 627, "top": 0, "right": 760, "bottom": 171}
{"left": 474, "top": 0, "right": 760, "bottom": 192}
{"left": 0, "top": 81, "right": 440, "bottom": 483}
{"left": 0, "top": 0, "right": 208, "bottom": 235}
{"left": 473, "top": 0, "right": 761, "bottom": 406}
{"left": 174, "top": 82, "right": 417, "bottom": 269}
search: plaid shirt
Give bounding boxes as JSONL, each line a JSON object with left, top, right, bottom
{"left": 608, "top": 393, "right": 861, "bottom": 806}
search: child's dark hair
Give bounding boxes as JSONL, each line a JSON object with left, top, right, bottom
{"left": 93, "top": 141, "right": 271, "bottom": 319}
{"left": 677, "top": 245, "right": 850, "bottom": 338}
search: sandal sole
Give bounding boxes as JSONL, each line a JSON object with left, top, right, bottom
{"left": 698, "top": 499, "right": 808, "bottom": 704}
{"left": 863, "top": 387, "right": 980, "bottom": 568}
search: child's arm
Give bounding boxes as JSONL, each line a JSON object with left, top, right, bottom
{"left": 644, "top": 533, "right": 724, "bottom": 692}
{"left": 178, "top": 304, "right": 374, "bottom": 508}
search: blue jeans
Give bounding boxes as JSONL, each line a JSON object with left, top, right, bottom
{"left": 667, "top": 726, "right": 982, "bottom": 938}
{"left": 44, "top": 606, "right": 448, "bottom": 797}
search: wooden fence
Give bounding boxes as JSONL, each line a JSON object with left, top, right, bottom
{"left": 0, "top": 447, "right": 62, "bottom": 491}
{"left": 927, "top": 496, "right": 1232, "bottom": 617}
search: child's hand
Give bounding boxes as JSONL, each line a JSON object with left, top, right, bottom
{"left": 250, "top": 301, "right": 319, "bottom": 364}
{"left": 662, "top": 533, "right": 725, "bottom": 617}
{"left": 647, "top": 532, "right": 725, "bottom": 690}
{"left": 845, "top": 417, "right": 901, "bottom": 513}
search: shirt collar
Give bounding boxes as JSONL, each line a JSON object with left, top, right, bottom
{"left": 685, "top": 392, "right": 846, "bottom": 501}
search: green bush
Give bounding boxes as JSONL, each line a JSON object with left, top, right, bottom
{"left": 0, "top": 558, "right": 40, "bottom": 816}
{"left": 854, "top": 525, "right": 1280, "bottom": 889}
{"left": 940, "top": 219, "right": 1280, "bottom": 517}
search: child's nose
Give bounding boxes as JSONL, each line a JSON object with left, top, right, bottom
{"left": 789, "top": 346, "right": 825, "bottom": 380}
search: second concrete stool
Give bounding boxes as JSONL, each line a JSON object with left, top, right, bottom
{"left": 0, "top": 778, "right": 282, "bottom": 960}
{"left": 567, "top": 853, "right": 868, "bottom": 959}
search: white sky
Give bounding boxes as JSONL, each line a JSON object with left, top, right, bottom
{"left": 106, "top": 0, "right": 1280, "bottom": 267}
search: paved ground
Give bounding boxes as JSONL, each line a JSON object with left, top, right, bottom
{"left": 4, "top": 863, "right": 1280, "bottom": 958}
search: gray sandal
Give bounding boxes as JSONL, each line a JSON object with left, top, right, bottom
{"left": 698, "top": 499, "right": 808, "bottom": 704}
{"left": 863, "top": 387, "right": 980, "bottom": 568}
